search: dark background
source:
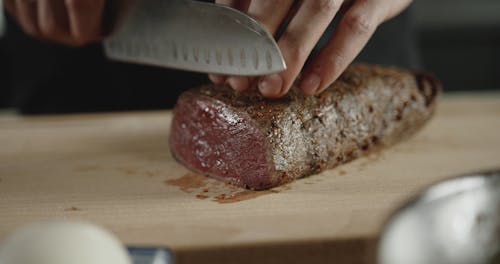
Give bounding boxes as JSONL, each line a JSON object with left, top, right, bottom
{"left": 414, "top": 0, "right": 500, "bottom": 91}
{"left": 0, "top": 1, "right": 499, "bottom": 114}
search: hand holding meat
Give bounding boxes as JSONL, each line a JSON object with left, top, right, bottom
{"left": 210, "top": 0, "right": 413, "bottom": 98}
{"left": 174, "top": 64, "right": 440, "bottom": 190}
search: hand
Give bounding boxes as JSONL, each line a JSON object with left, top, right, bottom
{"left": 210, "top": 0, "right": 412, "bottom": 98}
{"left": 4, "top": 0, "right": 106, "bottom": 46}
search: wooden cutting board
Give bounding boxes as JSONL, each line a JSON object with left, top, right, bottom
{"left": 1, "top": 93, "right": 500, "bottom": 264}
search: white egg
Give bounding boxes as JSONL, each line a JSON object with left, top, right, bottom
{"left": 0, "top": 221, "right": 131, "bottom": 264}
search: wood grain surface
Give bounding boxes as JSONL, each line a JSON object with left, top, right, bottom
{"left": 1, "top": 93, "right": 499, "bottom": 263}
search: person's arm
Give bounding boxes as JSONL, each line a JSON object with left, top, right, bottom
{"left": 4, "top": 0, "right": 106, "bottom": 46}
{"left": 210, "top": 0, "right": 413, "bottom": 98}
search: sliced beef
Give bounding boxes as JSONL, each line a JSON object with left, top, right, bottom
{"left": 170, "top": 64, "right": 441, "bottom": 190}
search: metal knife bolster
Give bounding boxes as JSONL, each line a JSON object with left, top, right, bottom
{"left": 104, "top": 0, "right": 286, "bottom": 76}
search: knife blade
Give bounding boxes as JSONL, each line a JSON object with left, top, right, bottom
{"left": 104, "top": 0, "right": 286, "bottom": 76}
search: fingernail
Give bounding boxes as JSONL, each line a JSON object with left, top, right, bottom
{"left": 209, "top": 74, "right": 226, "bottom": 85}
{"left": 258, "top": 74, "right": 283, "bottom": 97}
{"left": 227, "top": 77, "right": 249, "bottom": 92}
{"left": 300, "top": 73, "right": 321, "bottom": 95}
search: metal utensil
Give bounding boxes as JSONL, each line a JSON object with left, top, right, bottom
{"left": 378, "top": 170, "right": 500, "bottom": 264}
{"left": 104, "top": 0, "right": 286, "bottom": 76}
{"left": 128, "top": 247, "right": 174, "bottom": 264}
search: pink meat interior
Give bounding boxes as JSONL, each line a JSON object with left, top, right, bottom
{"left": 170, "top": 92, "right": 272, "bottom": 189}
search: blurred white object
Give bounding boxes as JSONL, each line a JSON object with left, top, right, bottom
{"left": 0, "top": 221, "right": 132, "bottom": 264}
{"left": 0, "top": 0, "right": 5, "bottom": 37}
{"left": 379, "top": 170, "right": 500, "bottom": 264}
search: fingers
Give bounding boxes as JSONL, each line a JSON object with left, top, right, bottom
{"left": 227, "top": 76, "right": 251, "bottom": 92}
{"left": 13, "top": 0, "right": 39, "bottom": 36}
{"left": 213, "top": 0, "right": 295, "bottom": 92}
{"left": 3, "top": 0, "right": 16, "bottom": 16}
{"left": 212, "top": 0, "right": 408, "bottom": 97}
{"left": 66, "top": 0, "right": 106, "bottom": 44}
{"left": 38, "top": 0, "right": 71, "bottom": 43}
{"left": 208, "top": 74, "right": 227, "bottom": 85}
{"left": 222, "top": 0, "right": 295, "bottom": 93}
{"left": 221, "top": 0, "right": 296, "bottom": 93}
{"left": 247, "top": 0, "right": 294, "bottom": 35}
{"left": 5, "top": 0, "right": 105, "bottom": 46}
{"left": 258, "top": 0, "right": 340, "bottom": 98}
{"left": 300, "top": 0, "right": 384, "bottom": 95}
{"left": 385, "top": 0, "right": 412, "bottom": 20}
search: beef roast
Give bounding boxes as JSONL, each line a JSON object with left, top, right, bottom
{"left": 170, "top": 64, "right": 440, "bottom": 190}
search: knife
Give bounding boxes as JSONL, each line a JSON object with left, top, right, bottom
{"left": 104, "top": 0, "right": 286, "bottom": 76}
